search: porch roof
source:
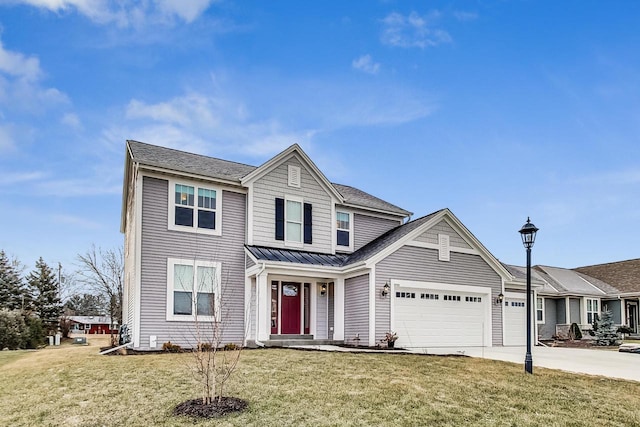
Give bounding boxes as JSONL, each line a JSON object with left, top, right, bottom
{"left": 246, "top": 245, "right": 348, "bottom": 267}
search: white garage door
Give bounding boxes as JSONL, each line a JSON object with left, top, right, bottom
{"left": 503, "top": 295, "right": 526, "bottom": 346}
{"left": 393, "top": 285, "right": 489, "bottom": 348}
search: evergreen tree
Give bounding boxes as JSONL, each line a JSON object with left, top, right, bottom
{"left": 594, "top": 309, "right": 620, "bottom": 346}
{"left": 0, "top": 251, "right": 27, "bottom": 311}
{"left": 27, "top": 258, "right": 62, "bottom": 334}
{"left": 64, "top": 293, "right": 107, "bottom": 316}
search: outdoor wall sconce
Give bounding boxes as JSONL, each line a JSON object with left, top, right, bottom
{"left": 320, "top": 283, "right": 327, "bottom": 296}
{"left": 382, "top": 282, "right": 390, "bottom": 297}
{"left": 496, "top": 292, "right": 504, "bottom": 305}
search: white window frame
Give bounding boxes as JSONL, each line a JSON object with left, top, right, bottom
{"left": 586, "top": 298, "right": 599, "bottom": 325}
{"left": 168, "top": 179, "right": 222, "bottom": 236}
{"left": 536, "top": 297, "right": 545, "bottom": 324}
{"left": 335, "top": 210, "right": 353, "bottom": 251}
{"left": 166, "top": 258, "right": 222, "bottom": 322}
{"left": 284, "top": 195, "right": 304, "bottom": 248}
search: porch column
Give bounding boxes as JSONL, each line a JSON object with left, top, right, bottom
{"left": 256, "top": 270, "right": 270, "bottom": 342}
{"left": 334, "top": 278, "right": 345, "bottom": 340}
{"left": 565, "top": 296, "right": 570, "bottom": 324}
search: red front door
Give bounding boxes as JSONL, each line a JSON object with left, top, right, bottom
{"left": 281, "top": 282, "right": 301, "bottom": 334}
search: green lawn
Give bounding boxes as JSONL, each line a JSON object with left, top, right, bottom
{"left": 1, "top": 337, "right": 640, "bottom": 426}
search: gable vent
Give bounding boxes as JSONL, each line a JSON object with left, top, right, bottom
{"left": 438, "top": 234, "right": 450, "bottom": 262}
{"left": 288, "top": 165, "right": 301, "bottom": 188}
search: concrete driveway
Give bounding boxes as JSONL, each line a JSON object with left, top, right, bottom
{"left": 420, "top": 346, "right": 640, "bottom": 382}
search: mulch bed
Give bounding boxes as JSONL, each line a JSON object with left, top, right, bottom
{"left": 173, "top": 397, "right": 248, "bottom": 419}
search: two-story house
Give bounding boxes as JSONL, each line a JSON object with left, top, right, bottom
{"left": 120, "top": 140, "right": 636, "bottom": 351}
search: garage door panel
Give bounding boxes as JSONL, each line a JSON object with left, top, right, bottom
{"left": 504, "top": 298, "right": 526, "bottom": 346}
{"left": 393, "top": 286, "right": 488, "bottom": 348}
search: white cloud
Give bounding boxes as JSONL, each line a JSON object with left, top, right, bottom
{"left": 453, "top": 11, "right": 478, "bottom": 22}
{"left": 352, "top": 54, "right": 380, "bottom": 75}
{"left": 0, "top": 39, "right": 42, "bottom": 81}
{"left": 0, "top": 124, "right": 16, "bottom": 151}
{"left": 0, "top": 0, "right": 217, "bottom": 27}
{"left": 381, "top": 11, "right": 452, "bottom": 49}
{"left": 61, "top": 112, "right": 82, "bottom": 129}
{"left": 0, "top": 170, "right": 46, "bottom": 185}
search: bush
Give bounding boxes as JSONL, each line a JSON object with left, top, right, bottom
{"left": 568, "top": 323, "right": 582, "bottom": 340}
{"left": 0, "top": 310, "right": 27, "bottom": 350}
{"left": 23, "top": 316, "right": 45, "bottom": 349}
{"left": 594, "top": 310, "right": 620, "bottom": 346}
{"left": 162, "top": 341, "right": 183, "bottom": 353}
{"left": 224, "top": 343, "right": 240, "bottom": 351}
{"left": 618, "top": 325, "right": 633, "bottom": 335}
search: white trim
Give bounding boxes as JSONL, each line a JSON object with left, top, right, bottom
{"left": 288, "top": 165, "right": 301, "bottom": 188}
{"left": 334, "top": 277, "right": 345, "bottom": 340}
{"left": 339, "top": 202, "right": 410, "bottom": 219}
{"left": 247, "top": 184, "right": 254, "bottom": 245}
{"left": 438, "top": 234, "right": 450, "bottom": 262}
{"left": 340, "top": 205, "right": 408, "bottom": 222}
{"left": 585, "top": 297, "right": 600, "bottom": 325}
{"left": 284, "top": 195, "right": 304, "bottom": 248}
{"left": 256, "top": 270, "right": 269, "bottom": 341}
{"left": 368, "top": 266, "right": 376, "bottom": 347}
{"left": 133, "top": 166, "right": 143, "bottom": 349}
{"left": 138, "top": 164, "right": 246, "bottom": 191}
{"left": 244, "top": 275, "right": 252, "bottom": 343}
{"left": 167, "top": 178, "right": 223, "bottom": 236}
{"left": 335, "top": 209, "right": 354, "bottom": 252}
{"left": 310, "top": 282, "right": 317, "bottom": 337}
{"left": 166, "top": 258, "right": 222, "bottom": 322}
{"left": 565, "top": 296, "right": 571, "bottom": 324}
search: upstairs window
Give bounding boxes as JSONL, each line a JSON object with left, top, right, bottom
{"left": 586, "top": 298, "right": 599, "bottom": 324}
{"left": 167, "top": 258, "right": 221, "bottom": 321}
{"left": 275, "top": 197, "right": 312, "bottom": 245}
{"left": 336, "top": 211, "right": 352, "bottom": 249}
{"left": 169, "top": 181, "right": 221, "bottom": 235}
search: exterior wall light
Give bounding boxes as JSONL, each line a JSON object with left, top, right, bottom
{"left": 496, "top": 292, "right": 504, "bottom": 305}
{"left": 320, "top": 283, "right": 327, "bottom": 296}
{"left": 382, "top": 282, "right": 391, "bottom": 297}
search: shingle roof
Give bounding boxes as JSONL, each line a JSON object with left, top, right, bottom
{"left": 574, "top": 259, "right": 640, "bottom": 294}
{"left": 534, "top": 265, "right": 618, "bottom": 296}
{"left": 127, "top": 140, "right": 409, "bottom": 216}
{"left": 247, "top": 210, "right": 443, "bottom": 268}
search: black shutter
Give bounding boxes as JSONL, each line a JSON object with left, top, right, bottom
{"left": 304, "top": 203, "right": 312, "bottom": 244}
{"left": 275, "top": 198, "right": 284, "bottom": 240}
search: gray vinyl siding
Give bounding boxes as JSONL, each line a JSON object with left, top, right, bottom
{"left": 569, "top": 298, "right": 581, "bottom": 324}
{"left": 376, "top": 246, "right": 503, "bottom": 345}
{"left": 328, "top": 282, "right": 334, "bottom": 340}
{"left": 413, "top": 220, "right": 472, "bottom": 249}
{"left": 246, "top": 255, "right": 255, "bottom": 269}
{"left": 138, "top": 176, "right": 246, "bottom": 350}
{"left": 539, "top": 298, "right": 557, "bottom": 340}
{"left": 316, "top": 289, "right": 328, "bottom": 339}
{"left": 603, "top": 299, "right": 622, "bottom": 324}
{"left": 252, "top": 155, "right": 333, "bottom": 253}
{"left": 353, "top": 213, "right": 401, "bottom": 251}
{"left": 124, "top": 173, "right": 137, "bottom": 334}
{"left": 344, "top": 274, "right": 369, "bottom": 345}
{"left": 556, "top": 299, "right": 566, "bottom": 324}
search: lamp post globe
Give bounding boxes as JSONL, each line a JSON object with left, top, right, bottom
{"left": 519, "top": 217, "right": 538, "bottom": 374}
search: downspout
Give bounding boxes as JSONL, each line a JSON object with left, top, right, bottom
{"left": 253, "top": 262, "right": 267, "bottom": 348}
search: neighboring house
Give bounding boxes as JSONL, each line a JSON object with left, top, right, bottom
{"left": 120, "top": 140, "right": 637, "bottom": 351}
{"left": 68, "top": 316, "right": 117, "bottom": 334}
{"left": 575, "top": 259, "right": 640, "bottom": 335}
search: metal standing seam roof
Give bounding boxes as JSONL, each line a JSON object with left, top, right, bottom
{"left": 246, "top": 210, "right": 443, "bottom": 268}
{"left": 127, "top": 140, "right": 410, "bottom": 216}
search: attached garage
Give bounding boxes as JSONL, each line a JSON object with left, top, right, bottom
{"left": 391, "top": 280, "right": 492, "bottom": 349}
{"left": 503, "top": 293, "right": 526, "bottom": 346}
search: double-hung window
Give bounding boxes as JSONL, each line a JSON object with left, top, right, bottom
{"left": 167, "top": 258, "right": 221, "bottom": 321}
{"left": 275, "top": 197, "right": 312, "bottom": 246}
{"left": 586, "top": 298, "right": 599, "bottom": 324}
{"left": 286, "top": 199, "right": 303, "bottom": 243}
{"left": 170, "top": 181, "right": 221, "bottom": 235}
{"left": 536, "top": 297, "right": 544, "bottom": 323}
{"left": 336, "top": 211, "right": 352, "bottom": 250}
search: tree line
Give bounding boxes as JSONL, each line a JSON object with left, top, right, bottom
{"left": 0, "top": 246, "right": 123, "bottom": 349}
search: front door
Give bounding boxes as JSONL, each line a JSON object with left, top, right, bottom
{"left": 281, "top": 282, "right": 301, "bottom": 334}
{"left": 628, "top": 302, "right": 638, "bottom": 333}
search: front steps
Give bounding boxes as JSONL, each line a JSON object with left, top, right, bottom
{"left": 246, "top": 335, "right": 344, "bottom": 348}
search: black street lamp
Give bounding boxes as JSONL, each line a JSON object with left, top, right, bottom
{"left": 519, "top": 217, "right": 538, "bottom": 374}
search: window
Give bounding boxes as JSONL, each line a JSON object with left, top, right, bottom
{"left": 336, "top": 211, "right": 352, "bottom": 249}
{"left": 275, "top": 197, "right": 312, "bottom": 245}
{"left": 536, "top": 297, "right": 544, "bottom": 323}
{"left": 169, "top": 181, "right": 221, "bottom": 235}
{"left": 586, "top": 298, "right": 599, "bottom": 324}
{"left": 167, "top": 258, "right": 221, "bottom": 321}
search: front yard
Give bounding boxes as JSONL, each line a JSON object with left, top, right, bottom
{"left": 1, "top": 337, "right": 640, "bottom": 426}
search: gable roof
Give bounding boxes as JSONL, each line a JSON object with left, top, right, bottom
{"left": 574, "top": 259, "right": 640, "bottom": 294}
{"left": 124, "top": 140, "right": 410, "bottom": 217}
{"left": 533, "top": 265, "right": 618, "bottom": 296}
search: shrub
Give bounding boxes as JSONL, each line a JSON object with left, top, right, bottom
{"left": 0, "top": 309, "right": 27, "bottom": 350}
{"left": 224, "top": 343, "right": 240, "bottom": 351}
{"left": 23, "top": 315, "right": 45, "bottom": 349}
{"left": 594, "top": 310, "right": 621, "bottom": 346}
{"left": 618, "top": 325, "right": 633, "bottom": 335}
{"left": 568, "top": 323, "right": 582, "bottom": 340}
{"left": 162, "top": 341, "right": 183, "bottom": 353}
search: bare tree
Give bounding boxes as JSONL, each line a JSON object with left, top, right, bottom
{"left": 76, "top": 245, "right": 123, "bottom": 346}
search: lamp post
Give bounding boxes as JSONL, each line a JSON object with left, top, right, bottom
{"left": 519, "top": 217, "right": 538, "bottom": 374}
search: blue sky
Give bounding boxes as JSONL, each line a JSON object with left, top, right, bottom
{"left": 0, "top": 1, "right": 638, "bottom": 273}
